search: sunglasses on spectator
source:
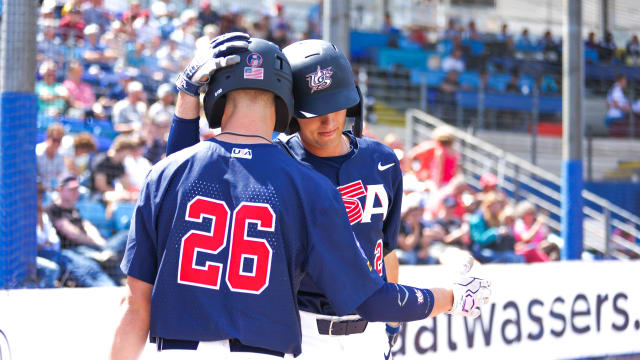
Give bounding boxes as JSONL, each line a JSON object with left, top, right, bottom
{"left": 50, "top": 137, "right": 62, "bottom": 143}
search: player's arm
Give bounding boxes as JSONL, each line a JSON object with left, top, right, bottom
{"left": 52, "top": 217, "right": 102, "bottom": 247}
{"left": 383, "top": 250, "right": 399, "bottom": 330}
{"left": 166, "top": 32, "right": 251, "bottom": 156}
{"left": 165, "top": 92, "right": 202, "bottom": 156}
{"left": 109, "top": 276, "right": 152, "bottom": 360}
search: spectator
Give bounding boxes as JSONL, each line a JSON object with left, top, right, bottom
{"left": 59, "top": 5, "right": 85, "bottom": 41}
{"left": 36, "top": 123, "right": 66, "bottom": 190}
{"left": 64, "top": 132, "right": 97, "bottom": 181}
{"left": 123, "top": 135, "right": 153, "bottom": 191}
{"left": 156, "top": 38, "right": 187, "bottom": 74}
{"left": 396, "top": 193, "right": 437, "bottom": 265}
{"left": 270, "top": 22, "right": 290, "bottom": 49}
{"left": 443, "top": 18, "right": 460, "bottom": 40}
{"left": 599, "top": 31, "right": 617, "bottom": 63}
{"left": 626, "top": 35, "right": 640, "bottom": 66}
{"left": 476, "top": 172, "right": 506, "bottom": 204}
{"left": 112, "top": 81, "right": 148, "bottom": 133}
{"left": 148, "top": 83, "right": 175, "bottom": 121}
{"left": 464, "top": 20, "right": 481, "bottom": 40}
{"left": 36, "top": 180, "right": 61, "bottom": 288}
{"left": 46, "top": 175, "right": 126, "bottom": 286}
{"left": 81, "top": 23, "right": 118, "bottom": 68}
{"left": 434, "top": 195, "right": 469, "bottom": 249}
{"left": 381, "top": 11, "right": 400, "bottom": 37}
{"left": 197, "top": 0, "right": 219, "bottom": 27}
{"left": 144, "top": 111, "right": 171, "bottom": 165}
{"left": 539, "top": 30, "right": 560, "bottom": 61}
{"left": 132, "top": 10, "right": 161, "bottom": 45}
{"left": 516, "top": 28, "right": 533, "bottom": 47}
{"left": 306, "top": 0, "right": 322, "bottom": 39}
{"left": 505, "top": 69, "right": 523, "bottom": 94}
{"left": 37, "top": 22, "right": 66, "bottom": 65}
{"left": 170, "top": 9, "right": 198, "bottom": 55}
{"left": 540, "top": 74, "right": 559, "bottom": 94}
{"left": 606, "top": 73, "right": 630, "bottom": 127}
{"left": 81, "top": 0, "right": 111, "bottom": 33}
{"left": 514, "top": 201, "right": 560, "bottom": 262}
{"left": 426, "top": 176, "right": 472, "bottom": 220}
{"left": 442, "top": 47, "right": 465, "bottom": 73}
{"left": 36, "top": 61, "right": 68, "bottom": 117}
{"left": 585, "top": 32, "right": 599, "bottom": 51}
{"left": 469, "top": 192, "right": 523, "bottom": 263}
{"left": 195, "top": 24, "right": 219, "bottom": 51}
{"left": 497, "top": 23, "right": 511, "bottom": 42}
{"left": 408, "top": 126, "right": 460, "bottom": 188}
{"left": 89, "top": 135, "right": 138, "bottom": 217}
{"left": 62, "top": 61, "right": 96, "bottom": 119}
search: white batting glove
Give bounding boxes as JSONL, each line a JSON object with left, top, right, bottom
{"left": 447, "top": 276, "right": 492, "bottom": 318}
{"left": 176, "top": 32, "right": 250, "bottom": 97}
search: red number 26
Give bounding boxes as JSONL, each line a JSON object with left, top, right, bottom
{"left": 178, "top": 196, "right": 274, "bottom": 294}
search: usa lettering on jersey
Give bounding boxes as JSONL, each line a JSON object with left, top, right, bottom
{"left": 231, "top": 148, "right": 253, "bottom": 159}
{"left": 337, "top": 180, "right": 388, "bottom": 225}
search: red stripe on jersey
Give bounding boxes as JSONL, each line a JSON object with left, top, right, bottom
{"left": 338, "top": 181, "right": 366, "bottom": 199}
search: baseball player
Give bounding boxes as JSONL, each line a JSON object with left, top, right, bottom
{"left": 135, "top": 34, "right": 491, "bottom": 359}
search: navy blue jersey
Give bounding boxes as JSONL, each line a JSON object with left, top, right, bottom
{"left": 121, "top": 138, "right": 384, "bottom": 356}
{"left": 280, "top": 132, "right": 403, "bottom": 315}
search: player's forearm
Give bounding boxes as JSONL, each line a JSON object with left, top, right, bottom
{"left": 383, "top": 251, "right": 400, "bottom": 326}
{"left": 427, "top": 288, "right": 454, "bottom": 318}
{"left": 355, "top": 282, "right": 435, "bottom": 322}
{"left": 166, "top": 113, "right": 201, "bottom": 156}
{"left": 175, "top": 91, "right": 200, "bottom": 119}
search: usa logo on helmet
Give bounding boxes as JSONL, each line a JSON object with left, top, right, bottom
{"left": 306, "top": 66, "right": 333, "bottom": 93}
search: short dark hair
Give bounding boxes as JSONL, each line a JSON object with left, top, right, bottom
{"left": 616, "top": 73, "right": 627, "bottom": 82}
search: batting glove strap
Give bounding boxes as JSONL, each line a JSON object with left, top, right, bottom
{"left": 175, "top": 73, "right": 202, "bottom": 98}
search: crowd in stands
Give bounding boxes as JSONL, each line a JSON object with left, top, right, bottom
{"left": 376, "top": 126, "right": 561, "bottom": 267}
{"left": 32, "top": 0, "right": 310, "bottom": 287}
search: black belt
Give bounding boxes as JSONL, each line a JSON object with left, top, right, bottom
{"left": 316, "top": 318, "right": 368, "bottom": 336}
{"left": 150, "top": 337, "right": 285, "bottom": 357}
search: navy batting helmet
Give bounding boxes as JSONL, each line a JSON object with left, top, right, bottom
{"left": 282, "top": 39, "right": 363, "bottom": 136}
{"left": 203, "top": 38, "right": 294, "bottom": 132}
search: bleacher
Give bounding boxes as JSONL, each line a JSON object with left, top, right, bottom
{"left": 352, "top": 30, "right": 640, "bottom": 136}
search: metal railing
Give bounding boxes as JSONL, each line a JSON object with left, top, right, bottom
{"left": 406, "top": 108, "right": 640, "bottom": 259}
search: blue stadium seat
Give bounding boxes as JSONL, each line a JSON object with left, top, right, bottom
{"left": 410, "top": 69, "right": 446, "bottom": 86}
{"left": 459, "top": 71, "right": 480, "bottom": 88}
{"left": 377, "top": 48, "right": 433, "bottom": 70}
{"left": 585, "top": 48, "right": 599, "bottom": 64}
{"left": 76, "top": 200, "right": 113, "bottom": 238}
{"left": 112, "top": 202, "right": 136, "bottom": 232}
{"left": 487, "top": 73, "right": 512, "bottom": 92}
{"left": 437, "top": 39, "right": 454, "bottom": 57}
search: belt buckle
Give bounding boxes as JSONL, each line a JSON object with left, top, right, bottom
{"left": 328, "top": 319, "right": 336, "bottom": 336}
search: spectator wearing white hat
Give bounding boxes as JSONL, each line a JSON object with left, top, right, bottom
{"left": 81, "top": 23, "right": 118, "bottom": 67}
{"left": 112, "top": 81, "right": 148, "bottom": 133}
{"left": 148, "top": 83, "right": 175, "bottom": 122}
{"left": 195, "top": 24, "right": 219, "bottom": 51}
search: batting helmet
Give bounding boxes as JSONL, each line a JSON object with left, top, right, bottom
{"left": 203, "top": 38, "right": 294, "bottom": 132}
{"left": 282, "top": 39, "right": 363, "bottom": 136}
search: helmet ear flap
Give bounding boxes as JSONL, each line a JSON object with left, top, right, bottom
{"left": 350, "top": 86, "right": 363, "bottom": 138}
{"left": 285, "top": 117, "right": 300, "bottom": 135}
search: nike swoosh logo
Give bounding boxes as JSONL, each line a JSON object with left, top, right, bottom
{"left": 378, "top": 162, "right": 395, "bottom": 171}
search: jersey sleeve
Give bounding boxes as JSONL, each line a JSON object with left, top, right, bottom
{"left": 165, "top": 114, "right": 201, "bottom": 156}
{"left": 120, "top": 175, "right": 159, "bottom": 285}
{"left": 382, "top": 156, "right": 403, "bottom": 252}
{"left": 303, "top": 186, "right": 385, "bottom": 316}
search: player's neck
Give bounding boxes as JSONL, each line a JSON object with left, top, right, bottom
{"left": 219, "top": 114, "right": 274, "bottom": 144}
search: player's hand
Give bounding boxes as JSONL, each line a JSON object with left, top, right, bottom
{"left": 176, "top": 32, "right": 250, "bottom": 97}
{"left": 385, "top": 323, "right": 401, "bottom": 347}
{"left": 446, "top": 276, "right": 492, "bottom": 318}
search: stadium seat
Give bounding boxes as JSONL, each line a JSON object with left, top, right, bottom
{"left": 112, "top": 202, "right": 136, "bottom": 232}
{"left": 75, "top": 200, "right": 113, "bottom": 238}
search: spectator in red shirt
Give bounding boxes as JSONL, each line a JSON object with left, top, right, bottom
{"left": 408, "top": 126, "right": 460, "bottom": 189}
{"left": 59, "top": 6, "right": 85, "bottom": 41}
